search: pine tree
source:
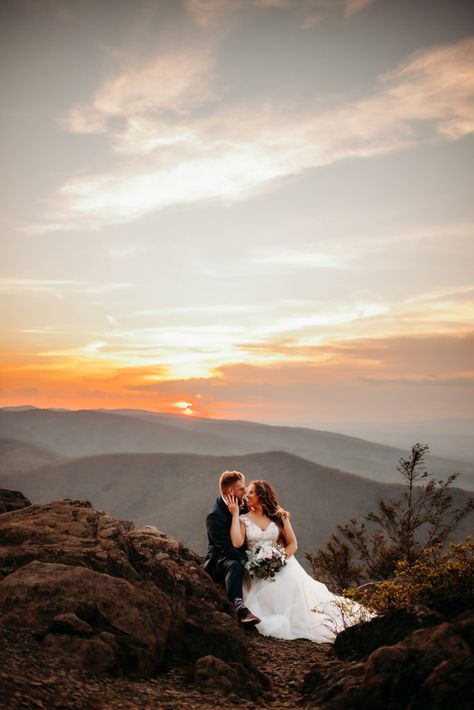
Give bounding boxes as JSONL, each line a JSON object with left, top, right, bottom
{"left": 307, "top": 444, "right": 474, "bottom": 591}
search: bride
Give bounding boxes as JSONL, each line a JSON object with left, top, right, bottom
{"left": 225, "top": 479, "right": 373, "bottom": 642}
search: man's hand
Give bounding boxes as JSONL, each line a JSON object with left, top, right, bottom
{"left": 224, "top": 493, "right": 239, "bottom": 516}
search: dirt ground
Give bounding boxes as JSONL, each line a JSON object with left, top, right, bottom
{"left": 0, "top": 625, "right": 332, "bottom": 709}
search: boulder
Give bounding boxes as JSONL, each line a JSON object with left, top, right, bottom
{"left": 334, "top": 605, "right": 443, "bottom": 660}
{"left": 0, "top": 498, "right": 137, "bottom": 581}
{"left": 301, "top": 657, "right": 366, "bottom": 709}
{"left": 0, "top": 488, "right": 31, "bottom": 513}
{"left": 0, "top": 560, "right": 171, "bottom": 677}
{"left": 359, "top": 614, "right": 474, "bottom": 709}
{"left": 0, "top": 495, "right": 267, "bottom": 694}
{"left": 303, "top": 610, "right": 474, "bottom": 708}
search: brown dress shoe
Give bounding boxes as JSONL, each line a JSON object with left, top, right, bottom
{"left": 237, "top": 606, "right": 261, "bottom": 626}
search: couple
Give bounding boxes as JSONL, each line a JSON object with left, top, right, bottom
{"left": 204, "top": 470, "right": 372, "bottom": 642}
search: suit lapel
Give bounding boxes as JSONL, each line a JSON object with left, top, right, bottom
{"left": 216, "top": 496, "right": 231, "bottom": 518}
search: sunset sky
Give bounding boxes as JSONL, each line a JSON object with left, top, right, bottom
{"left": 1, "top": 0, "right": 473, "bottom": 428}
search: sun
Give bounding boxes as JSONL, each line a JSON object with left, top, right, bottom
{"left": 174, "top": 401, "right": 194, "bottom": 416}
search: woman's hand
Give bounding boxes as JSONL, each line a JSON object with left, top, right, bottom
{"left": 226, "top": 494, "right": 245, "bottom": 547}
{"left": 224, "top": 493, "right": 240, "bottom": 516}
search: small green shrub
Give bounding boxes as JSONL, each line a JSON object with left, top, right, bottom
{"left": 344, "top": 536, "right": 474, "bottom": 614}
{"left": 308, "top": 444, "right": 473, "bottom": 592}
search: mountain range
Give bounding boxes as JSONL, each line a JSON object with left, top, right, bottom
{"left": 1, "top": 406, "right": 473, "bottom": 488}
{"left": 0, "top": 406, "right": 472, "bottom": 563}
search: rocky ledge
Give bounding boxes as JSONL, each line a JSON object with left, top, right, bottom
{"left": 0, "top": 492, "right": 269, "bottom": 705}
{"left": 0, "top": 490, "right": 472, "bottom": 709}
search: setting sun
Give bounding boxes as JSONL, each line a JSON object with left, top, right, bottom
{"left": 174, "top": 401, "right": 194, "bottom": 415}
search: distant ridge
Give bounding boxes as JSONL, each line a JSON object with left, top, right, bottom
{"left": 3, "top": 406, "right": 470, "bottom": 488}
{"left": 0, "top": 438, "right": 67, "bottom": 476}
{"left": 0, "top": 405, "right": 39, "bottom": 412}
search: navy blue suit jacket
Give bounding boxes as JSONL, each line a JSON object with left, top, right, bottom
{"left": 204, "top": 497, "right": 247, "bottom": 580}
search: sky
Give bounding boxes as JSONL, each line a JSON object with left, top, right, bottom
{"left": 1, "top": 0, "right": 473, "bottom": 429}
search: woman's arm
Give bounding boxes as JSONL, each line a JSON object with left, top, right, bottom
{"left": 282, "top": 516, "right": 297, "bottom": 558}
{"left": 225, "top": 494, "right": 246, "bottom": 548}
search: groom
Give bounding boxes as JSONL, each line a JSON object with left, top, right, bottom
{"left": 204, "top": 470, "right": 261, "bottom": 626}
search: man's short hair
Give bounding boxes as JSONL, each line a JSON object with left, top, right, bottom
{"left": 219, "top": 470, "right": 244, "bottom": 493}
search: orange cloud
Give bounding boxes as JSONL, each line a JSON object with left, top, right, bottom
{"left": 3, "top": 330, "right": 471, "bottom": 423}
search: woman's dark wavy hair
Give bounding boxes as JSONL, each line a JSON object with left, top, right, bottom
{"left": 249, "top": 480, "right": 289, "bottom": 543}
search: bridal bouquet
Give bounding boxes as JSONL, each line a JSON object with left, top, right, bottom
{"left": 245, "top": 542, "right": 287, "bottom": 582}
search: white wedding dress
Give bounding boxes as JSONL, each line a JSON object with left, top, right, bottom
{"left": 241, "top": 514, "right": 373, "bottom": 643}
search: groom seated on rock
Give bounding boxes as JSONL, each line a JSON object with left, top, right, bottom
{"left": 204, "top": 470, "right": 261, "bottom": 627}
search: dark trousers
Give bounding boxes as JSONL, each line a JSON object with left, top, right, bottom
{"left": 218, "top": 559, "right": 244, "bottom": 603}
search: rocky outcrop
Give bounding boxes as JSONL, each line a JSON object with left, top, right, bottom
{"left": 0, "top": 496, "right": 268, "bottom": 699}
{"left": 334, "top": 605, "right": 443, "bottom": 660}
{"left": 358, "top": 614, "right": 474, "bottom": 709}
{"left": 303, "top": 608, "right": 474, "bottom": 708}
{"left": 2, "top": 492, "right": 471, "bottom": 708}
{"left": 0, "top": 488, "right": 31, "bottom": 513}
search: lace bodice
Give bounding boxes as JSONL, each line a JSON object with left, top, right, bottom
{"left": 240, "top": 514, "right": 279, "bottom": 547}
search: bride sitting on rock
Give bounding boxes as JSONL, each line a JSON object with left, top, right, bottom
{"left": 225, "top": 479, "right": 373, "bottom": 642}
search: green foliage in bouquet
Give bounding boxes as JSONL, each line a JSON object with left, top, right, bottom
{"left": 245, "top": 542, "right": 287, "bottom": 582}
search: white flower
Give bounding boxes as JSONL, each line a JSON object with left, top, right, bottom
{"left": 245, "top": 542, "right": 287, "bottom": 581}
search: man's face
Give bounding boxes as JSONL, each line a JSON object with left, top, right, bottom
{"left": 229, "top": 477, "right": 246, "bottom": 502}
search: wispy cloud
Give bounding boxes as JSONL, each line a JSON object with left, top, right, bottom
{"left": 185, "top": 0, "right": 376, "bottom": 27}
{"left": 0, "top": 278, "right": 130, "bottom": 296}
{"left": 19, "top": 325, "right": 81, "bottom": 335}
{"left": 27, "top": 36, "right": 474, "bottom": 233}
{"left": 20, "top": 0, "right": 76, "bottom": 22}
{"left": 106, "top": 242, "right": 147, "bottom": 259}
{"left": 8, "top": 286, "right": 472, "bottom": 382}
{"left": 256, "top": 245, "right": 352, "bottom": 269}
{"left": 360, "top": 374, "right": 474, "bottom": 387}
{"left": 62, "top": 49, "right": 215, "bottom": 135}
{"left": 343, "top": 0, "right": 375, "bottom": 17}
{"left": 117, "top": 331, "right": 474, "bottom": 423}
{"left": 133, "top": 304, "right": 264, "bottom": 318}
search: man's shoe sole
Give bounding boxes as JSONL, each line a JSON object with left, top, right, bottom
{"left": 239, "top": 615, "right": 261, "bottom": 626}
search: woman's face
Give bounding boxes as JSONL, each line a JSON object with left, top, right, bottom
{"left": 246, "top": 484, "right": 259, "bottom": 509}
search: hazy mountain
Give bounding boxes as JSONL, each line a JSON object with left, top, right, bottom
{"left": 316, "top": 419, "right": 474, "bottom": 464}
{"left": 1, "top": 407, "right": 472, "bottom": 490}
{"left": 2, "top": 451, "right": 472, "bottom": 567}
{"left": 0, "top": 439, "right": 67, "bottom": 476}
{"left": 0, "top": 405, "right": 39, "bottom": 412}
{"left": 0, "top": 408, "right": 257, "bottom": 457}
{"left": 96, "top": 408, "right": 474, "bottom": 490}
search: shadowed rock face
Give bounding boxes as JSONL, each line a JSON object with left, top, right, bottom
{"left": 333, "top": 606, "right": 444, "bottom": 660}
{"left": 0, "top": 497, "right": 267, "bottom": 696}
{"left": 358, "top": 615, "right": 474, "bottom": 710}
{"left": 0, "top": 488, "right": 31, "bottom": 513}
{"left": 303, "top": 608, "right": 474, "bottom": 709}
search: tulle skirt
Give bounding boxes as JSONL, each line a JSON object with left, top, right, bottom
{"left": 243, "top": 556, "right": 372, "bottom": 643}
